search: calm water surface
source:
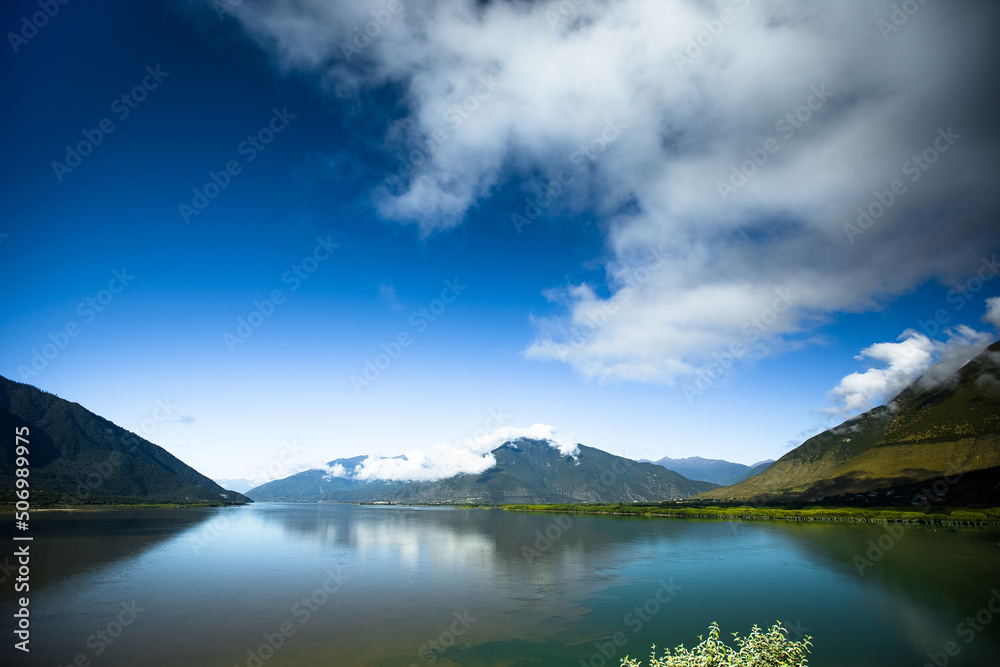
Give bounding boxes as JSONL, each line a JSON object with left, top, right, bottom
{"left": 3, "top": 503, "right": 999, "bottom": 666}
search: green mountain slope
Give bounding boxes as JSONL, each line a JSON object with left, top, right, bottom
{"left": 0, "top": 375, "right": 249, "bottom": 504}
{"left": 699, "top": 340, "right": 1000, "bottom": 501}
{"left": 248, "top": 439, "right": 717, "bottom": 503}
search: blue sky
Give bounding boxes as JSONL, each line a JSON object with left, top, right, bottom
{"left": 2, "top": 0, "right": 999, "bottom": 482}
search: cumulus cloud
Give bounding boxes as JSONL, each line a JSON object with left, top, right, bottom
{"left": 319, "top": 423, "right": 577, "bottom": 482}
{"left": 210, "top": 0, "right": 1000, "bottom": 384}
{"left": 324, "top": 463, "right": 349, "bottom": 478}
{"left": 984, "top": 296, "right": 1000, "bottom": 331}
{"left": 825, "top": 322, "right": 995, "bottom": 416}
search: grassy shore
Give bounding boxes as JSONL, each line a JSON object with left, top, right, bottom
{"left": 0, "top": 493, "right": 250, "bottom": 511}
{"left": 501, "top": 502, "right": 1000, "bottom": 526}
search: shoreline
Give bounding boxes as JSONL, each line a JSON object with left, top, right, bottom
{"left": 0, "top": 501, "right": 251, "bottom": 512}
{"left": 500, "top": 503, "right": 1000, "bottom": 527}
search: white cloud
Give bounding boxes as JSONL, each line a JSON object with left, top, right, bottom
{"left": 319, "top": 423, "right": 577, "bottom": 482}
{"left": 984, "top": 296, "right": 1000, "bottom": 331}
{"left": 324, "top": 463, "right": 349, "bottom": 478}
{"left": 378, "top": 283, "right": 403, "bottom": 310}
{"left": 825, "top": 321, "right": 995, "bottom": 416}
{"left": 211, "top": 0, "right": 1000, "bottom": 384}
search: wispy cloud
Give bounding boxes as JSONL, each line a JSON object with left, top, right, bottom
{"left": 984, "top": 296, "right": 1000, "bottom": 331}
{"left": 378, "top": 283, "right": 403, "bottom": 310}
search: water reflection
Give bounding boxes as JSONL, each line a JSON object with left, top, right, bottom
{"left": 0, "top": 507, "right": 220, "bottom": 597}
{"left": 2, "top": 504, "right": 997, "bottom": 667}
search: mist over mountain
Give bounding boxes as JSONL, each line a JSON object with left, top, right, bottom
{"left": 701, "top": 340, "right": 1000, "bottom": 502}
{"left": 248, "top": 439, "right": 717, "bottom": 504}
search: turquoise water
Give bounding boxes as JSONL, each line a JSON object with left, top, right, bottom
{"left": 3, "top": 503, "right": 999, "bottom": 666}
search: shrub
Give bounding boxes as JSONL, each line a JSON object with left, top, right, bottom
{"left": 620, "top": 621, "right": 812, "bottom": 667}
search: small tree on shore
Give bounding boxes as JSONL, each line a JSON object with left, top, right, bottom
{"left": 620, "top": 621, "right": 812, "bottom": 667}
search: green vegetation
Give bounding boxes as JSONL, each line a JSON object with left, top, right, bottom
{"left": 620, "top": 622, "right": 811, "bottom": 667}
{"left": 0, "top": 491, "right": 248, "bottom": 510}
{"left": 0, "top": 375, "right": 251, "bottom": 504}
{"left": 701, "top": 341, "right": 1000, "bottom": 502}
{"left": 502, "top": 502, "right": 1000, "bottom": 525}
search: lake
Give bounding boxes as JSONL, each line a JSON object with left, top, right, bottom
{"left": 3, "top": 503, "right": 999, "bottom": 666}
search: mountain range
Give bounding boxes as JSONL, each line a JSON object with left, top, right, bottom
{"left": 246, "top": 440, "right": 718, "bottom": 503}
{"left": 4, "top": 338, "right": 998, "bottom": 508}
{"left": 643, "top": 456, "right": 774, "bottom": 486}
{"left": 699, "top": 340, "right": 1000, "bottom": 502}
{"left": 0, "top": 375, "right": 250, "bottom": 505}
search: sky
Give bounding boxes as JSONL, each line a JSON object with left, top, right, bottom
{"left": 2, "top": 0, "right": 999, "bottom": 483}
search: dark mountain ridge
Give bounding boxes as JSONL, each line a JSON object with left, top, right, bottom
{"left": 0, "top": 375, "right": 249, "bottom": 504}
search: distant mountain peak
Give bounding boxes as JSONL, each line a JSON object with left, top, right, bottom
{"left": 248, "top": 437, "right": 717, "bottom": 503}
{"left": 647, "top": 455, "right": 770, "bottom": 486}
